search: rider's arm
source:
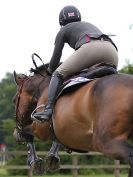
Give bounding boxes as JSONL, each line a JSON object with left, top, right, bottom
{"left": 48, "top": 30, "right": 65, "bottom": 73}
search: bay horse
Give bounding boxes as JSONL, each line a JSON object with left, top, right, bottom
{"left": 13, "top": 62, "right": 133, "bottom": 177}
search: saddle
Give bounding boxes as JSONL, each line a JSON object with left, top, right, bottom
{"left": 59, "top": 62, "right": 117, "bottom": 96}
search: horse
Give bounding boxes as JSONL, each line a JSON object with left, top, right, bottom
{"left": 13, "top": 62, "right": 133, "bottom": 177}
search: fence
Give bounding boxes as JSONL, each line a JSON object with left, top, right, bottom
{"left": 0, "top": 151, "right": 129, "bottom": 177}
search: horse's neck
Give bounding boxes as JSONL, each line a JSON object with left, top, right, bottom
{"left": 35, "top": 76, "right": 50, "bottom": 108}
{"left": 33, "top": 72, "right": 48, "bottom": 87}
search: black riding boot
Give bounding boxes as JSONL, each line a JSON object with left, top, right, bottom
{"left": 32, "top": 71, "right": 63, "bottom": 122}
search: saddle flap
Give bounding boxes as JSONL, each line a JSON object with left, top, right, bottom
{"left": 58, "top": 77, "right": 93, "bottom": 97}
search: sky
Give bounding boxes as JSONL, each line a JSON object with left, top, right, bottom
{"left": 0, "top": 0, "right": 133, "bottom": 80}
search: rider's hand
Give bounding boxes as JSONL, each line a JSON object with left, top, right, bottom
{"left": 47, "top": 67, "right": 53, "bottom": 76}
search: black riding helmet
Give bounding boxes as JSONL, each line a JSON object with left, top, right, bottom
{"left": 59, "top": 5, "right": 81, "bottom": 26}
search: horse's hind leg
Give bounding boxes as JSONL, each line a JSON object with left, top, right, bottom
{"left": 95, "top": 138, "right": 133, "bottom": 177}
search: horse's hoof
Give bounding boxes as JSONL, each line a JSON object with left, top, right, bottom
{"left": 45, "top": 155, "right": 60, "bottom": 171}
{"left": 30, "top": 158, "right": 45, "bottom": 175}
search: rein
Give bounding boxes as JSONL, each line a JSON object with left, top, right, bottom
{"left": 31, "top": 53, "right": 48, "bottom": 77}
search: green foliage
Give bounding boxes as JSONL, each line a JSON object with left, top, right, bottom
{"left": 0, "top": 72, "right": 17, "bottom": 143}
{"left": 1, "top": 119, "right": 16, "bottom": 148}
{"left": 79, "top": 155, "right": 114, "bottom": 175}
{"left": 0, "top": 170, "right": 128, "bottom": 177}
{"left": 119, "top": 60, "right": 133, "bottom": 74}
{"left": 7, "top": 155, "right": 27, "bottom": 175}
{"left": 0, "top": 72, "right": 16, "bottom": 121}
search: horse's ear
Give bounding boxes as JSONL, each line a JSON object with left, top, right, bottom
{"left": 13, "top": 71, "right": 27, "bottom": 86}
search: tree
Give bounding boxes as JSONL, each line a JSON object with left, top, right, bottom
{"left": 0, "top": 72, "right": 17, "bottom": 143}
{"left": 119, "top": 60, "right": 133, "bottom": 74}
{"left": 0, "top": 72, "right": 17, "bottom": 120}
{"left": 1, "top": 119, "right": 16, "bottom": 148}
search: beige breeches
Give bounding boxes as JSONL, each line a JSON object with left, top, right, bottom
{"left": 56, "top": 40, "right": 118, "bottom": 78}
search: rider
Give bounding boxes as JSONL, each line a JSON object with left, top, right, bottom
{"left": 32, "top": 5, "right": 118, "bottom": 122}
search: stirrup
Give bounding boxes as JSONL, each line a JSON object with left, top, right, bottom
{"left": 31, "top": 104, "right": 53, "bottom": 123}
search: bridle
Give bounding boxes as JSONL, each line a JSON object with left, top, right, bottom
{"left": 15, "top": 76, "right": 46, "bottom": 135}
{"left": 15, "top": 77, "right": 32, "bottom": 134}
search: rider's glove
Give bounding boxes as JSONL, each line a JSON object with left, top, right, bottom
{"left": 47, "top": 67, "right": 53, "bottom": 76}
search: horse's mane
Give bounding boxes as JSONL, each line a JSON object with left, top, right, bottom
{"left": 29, "top": 62, "right": 62, "bottom": 75}
{"left": 29, "top": 63, "right": 49, "bottom": 75}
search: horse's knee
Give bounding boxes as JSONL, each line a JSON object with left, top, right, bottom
{"left": 13, "top": 128, "right": 25, "bottom": 142}
{"left": 17, "top": 126, "right": 34, "bottom": 142}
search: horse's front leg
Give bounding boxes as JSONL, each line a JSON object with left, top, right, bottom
{"left": 27, "top": 142, "right": 45, "bottom": 175}
{"left": 22, "top": 127, "right": 45, "bottom": 175}
{"left": 45, "top": 141, "right": 61, "bottom": 171}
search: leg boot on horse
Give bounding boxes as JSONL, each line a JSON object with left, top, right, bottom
{"left": 22, "top": 130, "right": 45, "bottom": 175}
{"left": 27, "top": 142, "right": 45, "bottom": 175}
{"left": 45, "top": 141, "right": 61, "bottom": 171}
{"left": 32, "top": 71, "right": 63, "bottom": 122}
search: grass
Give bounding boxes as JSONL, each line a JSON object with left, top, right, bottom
{"left": 0, "top": 169, "right": 129, "bottom": 177}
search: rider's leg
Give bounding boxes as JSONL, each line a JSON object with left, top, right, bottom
{"left": 32, "top": 71, "right": 63, "bottom": 121}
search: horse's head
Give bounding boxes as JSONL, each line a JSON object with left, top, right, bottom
{"left": 12, "top": 64, "right": 51, "bottom": 142}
